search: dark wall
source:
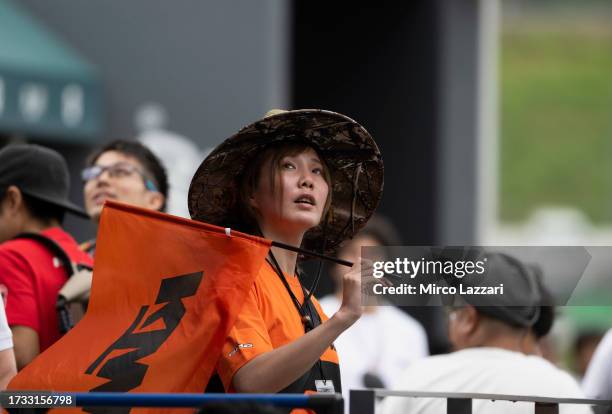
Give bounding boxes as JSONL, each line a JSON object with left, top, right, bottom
{"left": 18, "top": 0, "right": 289, "bottom": 241}
{"left": 293, "top": 2, "right": 448, "bottom": 353}
{"left": 19, "top": 0, "right": 289, "bottom": 147}
{"left": 17, "top": 1, "right": 441, "bottom": 246}
{"left": 292, "top": 2, "right": 439, "bottom": 247}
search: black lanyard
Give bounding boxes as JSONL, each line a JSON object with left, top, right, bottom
{"left": 267, "top": 254, "right": 315, "bottom": 332}
{"left": 266, "top": 253, "right": 328, "bottom": 385}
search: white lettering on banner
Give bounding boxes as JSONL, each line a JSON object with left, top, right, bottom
{"left": 62, "top": 84, "right": 84, "bottom": 127}
{"left": 19, "top": 83, "right": 48, "bottom": 122}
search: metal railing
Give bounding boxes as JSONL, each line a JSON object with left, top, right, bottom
{"left": 5, "top": 389, "right": 611, "bottom": 413}
{"left": 350, "top": 389, "right": 612, "bottom": 414}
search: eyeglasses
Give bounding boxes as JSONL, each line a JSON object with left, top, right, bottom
{"left": 81, "top": 163, "right": 158, "bottom": 192}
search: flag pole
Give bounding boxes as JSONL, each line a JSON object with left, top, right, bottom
{"left": 270, "top": 240, "right": 353, "bottom": 268}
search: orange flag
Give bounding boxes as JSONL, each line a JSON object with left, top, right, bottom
{"left": 9, "top": 201, "right": 271, "bottom": 402}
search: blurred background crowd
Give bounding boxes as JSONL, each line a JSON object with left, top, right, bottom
{"left": 1, "top": 0, "right": 612, "bottom": 410}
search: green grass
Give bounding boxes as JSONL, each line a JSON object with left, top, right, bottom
{"left": 500, "top": 24, "right": 612, "bottom": 223}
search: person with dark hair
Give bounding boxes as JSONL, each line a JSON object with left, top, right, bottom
{"left": 0, "top": 144, "right": 93, "bottom": 369}
{"left": 319, "top": 214, "right": 428, "bottom": 412}
{"left": 382, "top": 253, "right": 589, "bottom": 414}
{"left": 81, "top": 139, "right": 168, "bottom": 254}
{"left": 520, "top": 266, "right": 558, "bottom": 361}
{"left": 189, "top": 109, "right": 383, "bottom": 398}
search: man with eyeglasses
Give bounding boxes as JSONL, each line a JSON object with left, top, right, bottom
{"left": 81, "top": 140, "right": 168, "bottom": 255}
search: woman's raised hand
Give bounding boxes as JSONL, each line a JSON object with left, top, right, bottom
{"left": 334, "top": 259, "right": 373, "bottom": 329}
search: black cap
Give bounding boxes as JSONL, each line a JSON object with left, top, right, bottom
{"left": 465, "top": 252, "right": 542, "bottom": 328}
{"left": 437, "top": 249, "right": 543, "bottom": 328}
{"left": 0, "top": 144, "right": 88, "bottom": 218}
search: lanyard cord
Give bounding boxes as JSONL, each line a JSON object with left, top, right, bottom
{"left": 267, "top": 253, "right": 314, "bottom": 330}
{"left": 302, "top": 215, "right": 329, "bottom": 307}
{"left": 267, "top": 252, "right": 328, "bottom": 385}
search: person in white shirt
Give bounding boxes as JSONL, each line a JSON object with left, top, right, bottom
{"left": 0, "top": 294, "right": 17, "bottom": 389}
{"left": 382, "top": 252, "right": 591, "bottom": 414}
{"left": 319, "top": 215, "right": 428, "bottom": 412}
{"left": 582, "top": 328, "right": 612, "bottom": 400}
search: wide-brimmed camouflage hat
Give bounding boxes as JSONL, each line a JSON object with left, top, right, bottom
{"left": 188, "top": 109, "right": 384, "bottom": 255}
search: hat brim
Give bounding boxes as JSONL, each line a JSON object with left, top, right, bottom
{"left": 188, "top": 109, "right": 384, "bottom": 255}
{"left": 21, "top": 189, "right": 89, "bottom": 219}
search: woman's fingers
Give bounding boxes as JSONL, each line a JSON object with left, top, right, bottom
{"left": 337, "top": 264, "right": 363, "bottom": 323}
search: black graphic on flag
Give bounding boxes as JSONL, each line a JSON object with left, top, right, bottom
{"left": 84, "top": 271, "right": 203, "bottom": 412}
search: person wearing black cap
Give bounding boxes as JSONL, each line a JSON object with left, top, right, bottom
{"left": 0, "top": 144, "right": 93, "bottom": 370}
{"left": 382, "top": 253, "right": 589, "bottom": 414}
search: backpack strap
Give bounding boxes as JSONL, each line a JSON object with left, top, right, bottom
{"left": 13, "top": 232, "right": 74, "bottom": 278}
{"left": 12, "top": 232, "right": 88, "bottom": 334}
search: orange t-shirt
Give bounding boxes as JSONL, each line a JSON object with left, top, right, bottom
{"left": 216, "top": 261, "right": 340, "bottom": 394}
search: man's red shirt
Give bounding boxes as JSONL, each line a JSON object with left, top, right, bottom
{"left": 0, "top": 227, "right": 93, "bottom": 351}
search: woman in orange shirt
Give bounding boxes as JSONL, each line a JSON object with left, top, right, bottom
{"left": 188, "top": 109, "right": 383, "bottom": 395}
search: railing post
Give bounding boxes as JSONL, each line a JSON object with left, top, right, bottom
{"left": 447, "top": 397, "right": 472, "bottom": 414}
{"left": 592, "top": 405, "right": 612, "bottom": 414}
{"left": 534, "top": 402, "right": 559, "bottom": 414}
{"left": 308, "top": 394, "right": 344, "bottom": 414}
{"left": 350, "top": 390, "right": 375, "bottom": 414}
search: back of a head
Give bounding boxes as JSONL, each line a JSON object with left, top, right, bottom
{"left": 87, "top": 139, "right": 169, "bottom": 211}
{"left": 333, "top": 214, "right": 401, "bottom": 265}
{"left": 469, "top": 253, "right": 542, "bottom": 329}
{"left": 331, "top": 214, "right": 401, "bottom": 287}
{"left": 20, "top": 192, "right": 66, "bottom": 224}
{"left": 359, "top": 214, "right": 403, "bottom": 247}
{"left": 446, "top": 252, "right": 548, "bottom": 351}
{"left": 530, "top": 265, "right": 555, "bottom": 338}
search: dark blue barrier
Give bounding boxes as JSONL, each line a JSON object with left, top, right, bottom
{"left": 0, "top": 391, "right": 343, "bottom": 413}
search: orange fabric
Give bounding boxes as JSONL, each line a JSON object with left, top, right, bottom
{"left": 8, "top": 200, "right": 271, "bottom": 412}
{"left": 217, "top": 261, "right": 338, "bottom": 391}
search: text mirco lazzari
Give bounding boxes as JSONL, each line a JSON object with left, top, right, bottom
{"left": 370, "top": 257, "right": 504, "bottom": 296}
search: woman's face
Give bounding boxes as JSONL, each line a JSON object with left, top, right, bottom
{"left": 250, "top": 147, "right": 329, "bottom": 235}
